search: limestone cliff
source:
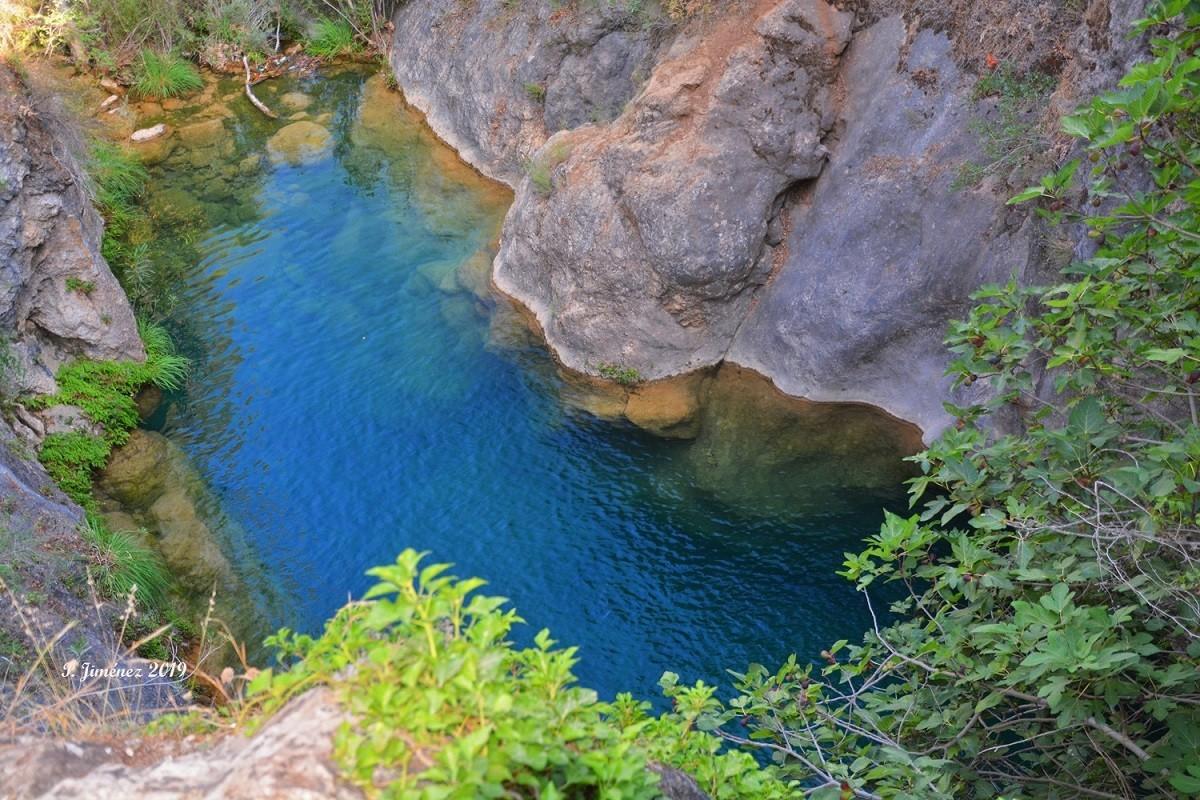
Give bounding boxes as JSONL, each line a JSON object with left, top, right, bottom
{"left": 0, "top": 65, "right": 143, "bottom": 399}
{"left": 390, "top": 0, "right": 1148, "bottom": 439}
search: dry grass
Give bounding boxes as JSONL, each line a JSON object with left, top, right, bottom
{"left": 0, "top": 575, "right": 249, "bottom": 738}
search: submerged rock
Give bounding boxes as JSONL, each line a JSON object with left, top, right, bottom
{"left": 267, "top": 120, "right": 333, "bottom": 164}
{"left": 279, "top": 90, "right": 313, "bottom": 110}
{"left": 623, "top": 373, "right": 706, "bottom": 439}
{"left": 176, "top": 117, "right": 225, "bottom": 148}
{"left": 98, "top": 429, "right": 235, "bottom": 592}
{"left": 237, "top": 153, "right": 264, "bottom": 176}
{"left": 130, "top": 126, "right": 178, "bottom": 165}
{"left": 683, "top": 364, "right": 922, "bottom": 511}
{"left": 97, "top": 428, "right": 169, "bottom": 508}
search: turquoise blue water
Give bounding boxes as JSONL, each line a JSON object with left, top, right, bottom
{"left": 149, "top": 69, "right": 915, "bottom": 700}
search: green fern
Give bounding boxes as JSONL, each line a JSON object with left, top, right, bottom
{"left": 38, "top": 432, "right": 110, "bottom": 508}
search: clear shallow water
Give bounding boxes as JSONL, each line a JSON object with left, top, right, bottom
{"left": 144, "top": 68, "right": 918, "bottom": 700}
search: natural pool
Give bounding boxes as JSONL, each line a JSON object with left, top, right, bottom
{"left": 136, "top": 67, "right": 921, "bottom": 700}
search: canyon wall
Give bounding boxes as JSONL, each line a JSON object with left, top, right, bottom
{"left": 391, "top": 0, "right": 1147, "bottom": 439}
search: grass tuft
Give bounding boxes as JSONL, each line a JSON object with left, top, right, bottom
{"left": 305, "top": 19, "right": 358, "bottom": 58}
{"left": 81, "top": 513, "right": 169, "bottom": 609}
{"left": 132, "top": 49, "right": 204, "bottom": 99}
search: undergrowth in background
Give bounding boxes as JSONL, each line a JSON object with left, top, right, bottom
{"left": 131, "top": 48, "right": 203, "bottom": 98}
{"left": 0, "top": 0, "right": 397, "bottom": 68}
{"left": 242, "top": 550, "right": 796, "bottom": 798}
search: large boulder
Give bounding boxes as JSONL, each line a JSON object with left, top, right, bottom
{"left": 726, "top": 15, "right": 1033, "bottom": 436}
{"left": 494, "top": 0, "right": 853, "bottom": 397}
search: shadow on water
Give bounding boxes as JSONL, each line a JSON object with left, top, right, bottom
{"left": 133, "top": 65, "right": 922, "bottom": 699}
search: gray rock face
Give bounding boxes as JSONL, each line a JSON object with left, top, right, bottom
{"left": 390, "top": 0, "right": 666, "bottom": 185}
{"left": 0, "top": 66, "right": 143, "bottom": 398}
{"left": 727, "top": 16, "right": 1032, "bottom": 435}
{"left": 495, "top": 0, "right": 853, "bottom": 381}
{"left": 0, "top": 66, "right": 181, "bottom": 735}
{"left": 390, "top": 0, "right": 1148, "bottom": 440}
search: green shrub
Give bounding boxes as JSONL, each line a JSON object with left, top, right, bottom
{"left": 70, "top": 0, "right": 193, "bottom": 61}
{"left": 677, "top": 5, "right": 1200, "bottom": 797}
{"left": 195, "top": 0, "right": 270, "bottom": 63}
{"left": 247, "top": 550, "right": 795, "bottom": 798}
{"left": 131, "top": 49, "right": 203, "bottom": 98}
{"left": 954, "top": 64, "right": 1058, "bottom": 190}
{"left": 80, "top": 513, "right": 169, "bottom": 608}
{"left": 304, "top": 18, "right": 357, "bottom": 58}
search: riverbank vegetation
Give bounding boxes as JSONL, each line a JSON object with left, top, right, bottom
{"left": 234, "top": 549, "right": 797, "bottom": 798}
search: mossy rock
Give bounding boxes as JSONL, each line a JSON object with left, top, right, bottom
{"left": 97, "top": 428, "right": 170, "bottom": 510}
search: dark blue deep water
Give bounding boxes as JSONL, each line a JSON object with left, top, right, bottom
{"left": 148, "top": 69, "right": 917, "bottom": 701}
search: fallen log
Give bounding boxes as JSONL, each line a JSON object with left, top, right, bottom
{"left": 242, "top": 55, "right": 278, "bottom": 119}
